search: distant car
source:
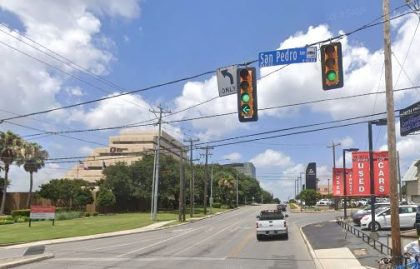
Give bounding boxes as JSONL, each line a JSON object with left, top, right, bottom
{"left": 361, "top": 205, "right": 417, "bottom": 231}
{"left": 351, "top": 202, "right": 390, "bottom": 225}
{"left": 277, "top": 203, "right": 287, "bottom": 211}
{"left": 316, "top": 199, "right": 332, "bottom": 206}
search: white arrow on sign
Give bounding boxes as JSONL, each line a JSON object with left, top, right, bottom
{"left": 217, "top": 65, "right": 237, "bottom": 97}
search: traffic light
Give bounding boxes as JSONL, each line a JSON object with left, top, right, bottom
{"left": 237, "top": 67, "right": 258, "bottom": 122}
{"left": 321, "top": 42, "right": 343, "bottom": 90}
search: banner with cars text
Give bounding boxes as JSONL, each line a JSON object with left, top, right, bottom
{"left": 332, "top": 168, "right": 352, "bottom": 196}
{"left": 350, "top": 151, "right": 390, "bottom": 196}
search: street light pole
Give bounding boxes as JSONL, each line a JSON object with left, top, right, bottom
{"left": 343, "top": 148, "right": 359, "bottom": 219}
{"left": 368, "top": 119, "right": 387, "bottom": 232}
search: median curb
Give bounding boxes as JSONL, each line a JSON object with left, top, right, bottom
{"left": 0, "top": 253, "right": 54, "bottom": 269}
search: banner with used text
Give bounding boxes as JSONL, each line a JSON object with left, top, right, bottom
{"left": 351, "top": 151, "right": 390, "bottom": 196}
{"left": 332, "top": 168, "right": 352, "bottom": 196}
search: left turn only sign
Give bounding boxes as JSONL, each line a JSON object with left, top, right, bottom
{"left": 217, "top": 65, "right": 237, "bottom": 97}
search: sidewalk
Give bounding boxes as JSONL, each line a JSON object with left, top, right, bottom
{"left": 301, "top": 221, "right": 380, "bottom": 269}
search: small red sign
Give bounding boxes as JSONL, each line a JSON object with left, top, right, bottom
{"left": 30, "top": 205, "right": 56, "bottom": 213}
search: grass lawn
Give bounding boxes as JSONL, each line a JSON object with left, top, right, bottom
{"left": 0, "top": 207, "right": 229, "bottom": 246}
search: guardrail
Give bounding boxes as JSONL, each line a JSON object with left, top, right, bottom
{"left": 336, "top": 218, "right": 392, "bottom": 256}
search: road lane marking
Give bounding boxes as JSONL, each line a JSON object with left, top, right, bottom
{"left": 89, "top": 238, "right": 157, "bottom": 251}
{"left": 171, "top": 211, "right": 256, "bottom": 257}
{"left": 54, "top": 256, "right": 226, "bottom": 262}
{"left": 227, "top": 231, "right": 254, "bottom": 258}
{"left": 116, "top": 228, "right": 200, "bottom": 257}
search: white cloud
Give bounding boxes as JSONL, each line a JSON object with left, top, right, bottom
{"left": 250, "top": 149, "right": 294, "bottom": 168}
{"left": 223, "top": 152, "right": 241, "bottom": 162}
{"left": 338, "top": 136, "right": 354, "bottom": 148}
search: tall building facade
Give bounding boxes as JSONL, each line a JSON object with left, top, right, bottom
{"left": 64, "top": 131, "right": 184, "bottom": 183}
{"left": 222, "top": 162, "right": 256, "bottom": 178}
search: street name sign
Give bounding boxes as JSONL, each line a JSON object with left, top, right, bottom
{"left": 217, "top": 65, "right": 237, "bottom": 97}
{"left": 259, "top": 46, "right": 317, "bottom": 67}
{"left": 400, "top": 101, "right": 420, "bottom": 136}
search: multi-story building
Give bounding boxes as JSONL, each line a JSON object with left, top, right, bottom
{"left": 64, "top": 131, "right": 184, "bottom": 183}
{"left": 403, "top": 160, "right": 420, "bottom": 202}
{"left": 222, "top": 162, "right": 256, "bottom": 179}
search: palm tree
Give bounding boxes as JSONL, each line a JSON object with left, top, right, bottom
{"left": 17, "top": 142, "right": 49, "bottom": 208}
{"left": 216, "top": 171, "right": 235, "bottom": 206}
{"left": 0, "top": 131, "right": 23, "bottom": 215}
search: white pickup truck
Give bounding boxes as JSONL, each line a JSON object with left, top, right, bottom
{"left": 256, "top": 210, "right": 288, "bottom": 240}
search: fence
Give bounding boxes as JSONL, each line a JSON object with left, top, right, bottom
{"left": 336, "top": 218, "right": 392, "bottom": 256}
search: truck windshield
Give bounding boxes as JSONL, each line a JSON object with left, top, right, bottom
{"left": 259, "top": 213, "right": 284, "bottom": 220}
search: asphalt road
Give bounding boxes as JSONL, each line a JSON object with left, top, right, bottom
{"left": 15, "top": 205, "right": 340, "bottom": 269}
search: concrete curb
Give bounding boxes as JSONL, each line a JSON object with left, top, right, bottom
{"left": 0, "top": 253, "right": 54, "bottom": 269}
{"left": 299, "top": 225, "right": 324, "bottom": 269}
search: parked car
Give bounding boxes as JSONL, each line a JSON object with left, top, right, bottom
{"left": 351, "top": 202, "right": 390, "bottom": 225}
{"left": 316, "top": 199, "right": 332, "bottom": 206}
{"left": 360, "top": 205, "right": 417, "bottom": 231}
{"left": 415, "top": 205, "right": 420, "bottom": 228}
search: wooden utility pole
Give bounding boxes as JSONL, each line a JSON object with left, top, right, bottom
{"left": 327, "top": 141, "right": 340, "bottom": 209}
{"left": 184, "top": 137, "right": 199, "bottom": 217}
{"left": 383, "top": 0, "right": 401, "bottom": 265}
{"left": 150, "top": 105, "right": 171, "bottom": 221}
{"left": 201, "top": 146, "right": 213, "bottom": 215}
{"left": 178, "top": 146, "right": 186, "bottom": 222}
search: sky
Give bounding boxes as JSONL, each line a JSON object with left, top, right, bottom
{"left": 0, "top": 0, "right": 420, "bottom": 201}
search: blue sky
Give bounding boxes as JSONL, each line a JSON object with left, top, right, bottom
{"left": 0, "top": 0, "right": 419, "bottom": 201}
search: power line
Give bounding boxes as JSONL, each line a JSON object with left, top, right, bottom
{"left": 0, "top": 5, "right": 415, "bottom": 124}
{"left": 20, "top": 85, "right": 420, "bottom": 137}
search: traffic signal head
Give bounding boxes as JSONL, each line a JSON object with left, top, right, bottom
{"left": 321, "top": 42, "right": 343, "bottom": 90}
{"left": 237, "top": 67, "right": 258, "bottom": 122}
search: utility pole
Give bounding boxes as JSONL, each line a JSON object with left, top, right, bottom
{"left": 150, "top": 105, "right": 171, "bottom": 221}
{"left": 383, "top": 0, "right": 401, "bottom": 265}
{"left": 327, "top": 141, "right": 341, "bottom": 209}
{"left": 184, "top": 137, "right": 199, "bottom": 217}
{"left": 200, "top": 145, "right": 213, "bottom": 215}
{"left": 236, "top": 172, "right": 239, "bottom": 208}
{"left": 178, "top": 146, "right": 186, "bottom": 222}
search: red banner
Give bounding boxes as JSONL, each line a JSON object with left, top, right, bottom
{"left": 351, "top": 151, "right": 390, "bottom": 197}
{"left": 373, "top": 151, "right": 390, "bottom": 196}
{"left": 332, "top": 168, "right": 352, "bottom": 196}
{"left": 351, "top": 152, "right": 370, "bottom": 196}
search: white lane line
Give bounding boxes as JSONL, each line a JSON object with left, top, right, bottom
{"left": 116, "top": 228, "right": 200, "bottom": 257}
{"left": 89, "top": 238, "right": 157, "bottom": 251}
{"left": 54, "top": 256, "right": 225, "bottom": 262}
{"left": 171, "top": 218, "right": 246, "bottom": 256}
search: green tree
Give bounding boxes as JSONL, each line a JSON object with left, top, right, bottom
{"left": 16, "top": 142, "right": 49, "bottom": 208}
{"left": 215, "top": 171, "right": 235, "bottom": 207}
{"left": 38, "top": 179, "right": 93, "bottom": 209}
{"left": 96, "top": 187, "right": 116, "bottom": 212}
{"left": 299, "top": 189, "right": 321, "bottom": 206}
{"left": 0, "top": 131, "right": 23, "bottom": 214}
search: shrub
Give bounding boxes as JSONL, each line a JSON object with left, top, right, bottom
{"left": 212, "top": 202, "right": 222, "bottom": 208}
{"left": 289, "top": 203, "right": 298, "bottom": 209}
{"left": 15, "top": 216, "right": 29, "bottom": 223}
{"left": 56, "top": 211, "right": 84, "bottom": 220}
{"left": 92, "top": 212, "right": 98, "bottom": 216}
{"left": 85, "top": 212, "right": 91, "bottom": 217}
{"left": 11, "top": 209, "right": 30, "bottom": 218}
{"left": 0, "top": 215, "right": 14, "bottom": 225}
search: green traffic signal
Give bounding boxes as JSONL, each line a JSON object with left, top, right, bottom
{"left": 241, "top": 104, "right": 251, "bottom": 114}
{"left": 241, "top": 93, "right": 250, "bottom": 103}
{"left": 327, "top": 70, "right": 337, "bottom": 81}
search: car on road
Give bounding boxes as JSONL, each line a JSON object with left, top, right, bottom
{"left": 360, "top": 205, "right": 417, "bottom": 231}
{"left": 277, "top": 203, "right": 287, "bottom": 211}
{"left": 351, "top": 202, "right": 390, "bottom": 225}
{"left": 256, "top": 210, "right": 288, "bottom": 240}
